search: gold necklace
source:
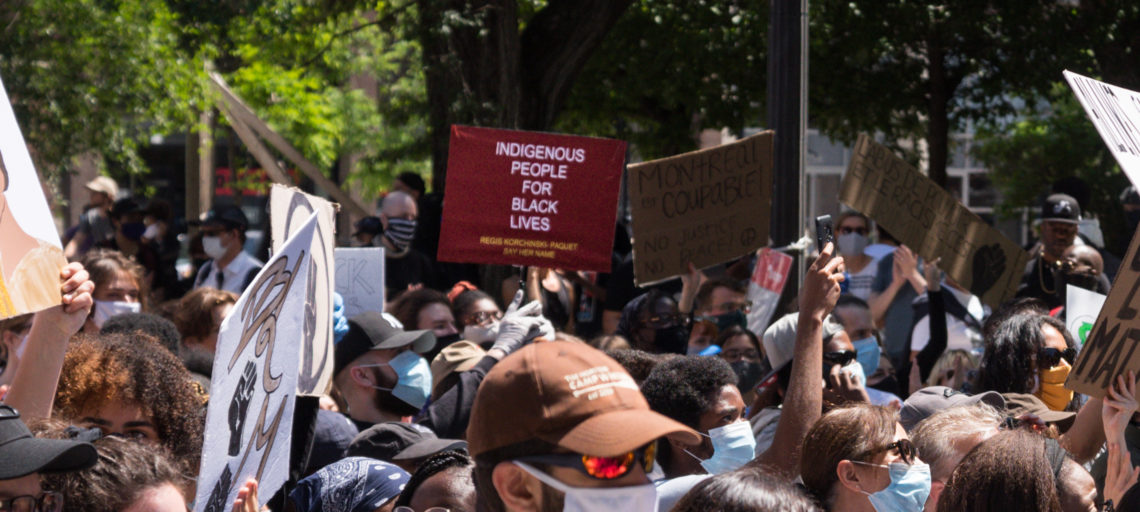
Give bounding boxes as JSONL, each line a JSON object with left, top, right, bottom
{"left": 1038, "top": 250, "right": 1056, "bottom": 295}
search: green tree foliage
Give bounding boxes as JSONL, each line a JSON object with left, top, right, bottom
{"left": 809, "top": 0, "right": 1081, "bottom": 189}
{"left": 556, "top": 0, "right": 768, "bottom": 160}
{"left": 0, "top": 0, "right": 200, "bottom": 179}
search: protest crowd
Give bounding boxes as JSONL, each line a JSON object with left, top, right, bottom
{"left": 4, "top": 161, "right": 1140, "bottom": 512}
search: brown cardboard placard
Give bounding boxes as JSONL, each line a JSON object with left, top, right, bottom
{"left": 1067, "top": 223, "right": 1140, "bottom": 397}
{"left": 628, "top": 132, "right": 773, "bottom": 286}
{"left": 839, "top": 134, "right": 1027, "bottom": 308}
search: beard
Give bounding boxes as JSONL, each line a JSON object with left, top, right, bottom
{"left": 372, "top": 367, "right": 421, "bottom": 417}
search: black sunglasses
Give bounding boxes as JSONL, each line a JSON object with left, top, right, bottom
{"left": 857, "top": 438, "right": 919, "bottom": 465}
{"left": 823, "top": 350, "right": 857, "bottom": 366}
{"left": 1037, "top": 347, "right": 1077, "bottom": 369}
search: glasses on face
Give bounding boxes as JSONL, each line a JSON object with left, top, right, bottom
{"left": 838, "top": 226, "right": 868, "bottom": 236}
{"left": 822, "top": 350, "right": 857, "bottom": 367}
{"left": 722, "top": 348, "right": 760, "bottom": 360}
{"left": 466, "top": 310, "right": 503, "bottom": 326}
{"left": 714, "top": 300, "right": 753, "bottom": 314}
{"left": 644, "top": 313, "right": 689, "bottom": 330}
{"left": 513, "top": 442, "right": 657, "bottom": 480}
{"left": 394, "top": 508, "right": 450, "bottom": 512}
{"left": 857, "top": 438, "right": 919, "bottom": 466}
{"left": 0, "top": 491, "right": 63, "bottom": 512}
{"left": 1037, "top": 347, "right": 1077, "bottom": 369}
{"left": 0, "top": 405, "right": 19, "bottom": 419}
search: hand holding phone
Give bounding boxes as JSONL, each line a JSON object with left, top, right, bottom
{"left": 815, "top": 215, "right": 834, "bottom": 252}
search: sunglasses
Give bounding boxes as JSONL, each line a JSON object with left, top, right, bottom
{"left": 823, "top": 350, "right": 857, "bottom": 367}
{"left": 857, "top": 438, "right": 919, "bottom": 465}
{"left": 513, "top": 442, "right": 657, "bottom": 480}
{"left": 1037, "top": 347, "right": 1077, "bottom": 369}
{"left": 466, "top": 311, "right": 503, "bottom": 326}
{"left": 644, "top": 313, "right": 690, "bottom": 330}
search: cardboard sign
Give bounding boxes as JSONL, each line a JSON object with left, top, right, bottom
{"left": 269, "top": 185, "right": 336, "bottom": 396}
{"left": 194, "top": 212, "right": 316, "bottom": 512}
{"left": 1066, "top": 284, "right": 1106, "bottom": 348}
{"left": 628, "top": 132, "right": 774, "bottom": 285}
{"left": 747, "top": 248, "right": 793, "bottom": 335}
{"left": 0, "top": 73, "right": 66, "bottom": 319}
{"left": 1064, "top": 71, "right": 1140, "bottom": 191}
{"left": 839, "top": 134, "right": 1027, "bottom": 308}
{"left": 1067, "top": 223, "right": 1140, "bottom": 396}
{"left": 437, "top": 125, "right": 626, "bottom": 272}
{"left": 334, "top": 247, "right": 385, "bottom": 318}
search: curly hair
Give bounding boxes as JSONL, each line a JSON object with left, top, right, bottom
{"left": 800, "top": 403, "right": 899, "bottom": 506}
{"left": 394, "top": 449, "right": 474, "bottom": 508}
{"left": 389, "top": 288, "right": 452, "bottom": 330}
{"left": 938, "top": 430, "right": 1062, "bottom": 512}
{"left": 641, "top": 355, "right": 738, "bottom": 430}
{"left": 82, "top": 248, "right": 149, "bottom": 311}
{"left": 672, "top": 466, "right": 820, "bottom": 512}
{"left": 172, "top": 286, "right": 237, "bottom": 341}
{"left": 53, "top": 332, "right": 205, "bottom": 473}
{"left": 974, "top": 312, "right": 1073, "bottom": 394}
{"left": 39, "top": 430, "right": 189, "bottom": 512}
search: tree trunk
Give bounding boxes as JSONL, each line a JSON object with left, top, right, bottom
{"left": 926, "top": 39, "right": 950, "bottom": 190}
{"left": 417, "top": 0, "right": 630, "bottom": 191}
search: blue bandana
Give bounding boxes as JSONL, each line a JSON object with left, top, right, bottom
{"left": 290, "top": 457, "right": 410, "bottom": 512}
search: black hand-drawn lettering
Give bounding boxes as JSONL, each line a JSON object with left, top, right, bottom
{"left": 228, "top": 361, "right": 257, "bottom": 456}
{"left": 971, "top": 243, "right": 1007, "bottom": 298}
{"left": 203, "top": 465, "right": 233, "bottom": 512}
{"left": 229, "top": 250, "right": 306, "bottom": 392}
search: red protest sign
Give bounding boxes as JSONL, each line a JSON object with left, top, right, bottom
{"left": 437, "top": 125, "right": 627, "bottom": 272}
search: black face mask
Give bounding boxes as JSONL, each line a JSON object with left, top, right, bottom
{"left": 1129, "top": 211, "right": 1140, "bottom": 233}
{"left": 653, "top": 325, "right": 690, "bottom": 354}
{"left": 729, "top": 360, "right": 767, "bottom": 393}
{"left": 437, "top": 332, "right": 462, "bottom": 347}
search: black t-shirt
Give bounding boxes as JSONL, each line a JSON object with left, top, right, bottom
{"left": 1018, "top": 254, "right": 1111, "bottom": 310}
{"left": 386, "top": 249, "right": 437, "bottom": 297}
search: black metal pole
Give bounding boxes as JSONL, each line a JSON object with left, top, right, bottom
{"left": 768, "top": 0, "right": 806, "bottom": 303}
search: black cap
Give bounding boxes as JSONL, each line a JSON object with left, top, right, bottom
{"left": 193, "top": 204, "right": 249, "bottom": 231}
{"left": 109, "top": 197, "right": 142, "bottom": 220}
{"left": 0, "top": 406, "right": 97, "bottom": 479}
{"left": 353, "top": 216, "right": 383, "bottom": 237}
{"left": 333, "top": 313, "right": 435, "bottom": 376}
{"left": 1041, "top": 193, "right": 1081, "bottom": 224}
{"left": 346, "top": 421, "right": 466, "bottom": 462}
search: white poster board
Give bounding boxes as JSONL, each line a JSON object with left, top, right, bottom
{"left": 1066, "top": 284, "right": 1106, "bottom": 348}
{"left": 194, "top": 213, "right": 317, "bottom": 512}
{"left": 334, "top": 247, "right": 385, "bottom": 318}
{"left": 1064, "top": 71, "right": 1140, "bottom": 191}
{"left": 269, "top": 185, "right": 336, "bottom": 396}
{"left": 747, "top": 248, "right": 793, "bottom": 336}
{"left": 0, "top": 72, "right": 66, "bottom": 319}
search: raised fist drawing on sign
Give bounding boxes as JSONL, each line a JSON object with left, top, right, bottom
{"left": 971, "top": 244, "right": 1007, "bottom": 298}
{"left": 228, "top": 361, "right": 257, "bottom": 456}
{"left": 203, "top": 465, "right": 234, "bottom": 512}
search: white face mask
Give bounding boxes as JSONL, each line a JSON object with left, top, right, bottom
{"left": 202, "top": 235, "right": 227, "bottom": 259}
{"left": 92, "top": 300, "right": 141, "bottom": 328}
{"left": 462, "top": 322, "right": 500, "bottom": 344}
{"left": 514, "top": 461, "right": 658, "bottom": 512}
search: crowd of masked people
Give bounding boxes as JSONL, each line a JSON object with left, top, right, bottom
{"left": 2, "top": 172, "right": 1140, "bottom": 511}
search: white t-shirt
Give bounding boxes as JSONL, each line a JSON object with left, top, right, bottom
{"left": 846, "top": 259, "right": 880, "bottom": 301}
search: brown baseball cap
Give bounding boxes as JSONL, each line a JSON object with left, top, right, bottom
{"left": 467, "top": 342, "right": 700, "bottom": 458}
{"left": 431, "top": 340, "right": 486, "bottom": 392}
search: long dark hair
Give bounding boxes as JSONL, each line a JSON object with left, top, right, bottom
{"left": 672, "top": 465, "right": 820, "bottom": 512}
{"left": 974, "top": 312, "right": 1073, "bottom": 394}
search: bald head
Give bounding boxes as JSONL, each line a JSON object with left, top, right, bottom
{"left": 381, "top": 191, "right": 418, "bottom": 221}
{"left": 1062, "top": 245, "right": 1103, "bottom": 275}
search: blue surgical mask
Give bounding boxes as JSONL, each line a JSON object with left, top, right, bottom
{"left": 684, "top": 420, "right": 756, "bottom": 475}
{"left": 357, "top": 351, "right": 432, "bottom": 409}
{"left": 852, "top": 461, "right": 931, "bottom": 512}
{"left": 852, "top": 336, "right": 881, "bottom": 377}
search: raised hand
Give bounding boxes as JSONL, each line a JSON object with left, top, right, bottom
{"left": 1103, "top": 371, "right": 1138, "bottom": 443}
{"left": 1104, "top": 441, "right": 1140, "bottom": 507}
{"left": 799, "top": 242, "right": 844, "bottom": 321}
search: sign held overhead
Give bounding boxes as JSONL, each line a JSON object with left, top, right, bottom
{"left": 839, "top": 134, "right": 1027, "bottom": 308}
{"left": 627, "top": 132, "right": 774, "bottom": 286}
